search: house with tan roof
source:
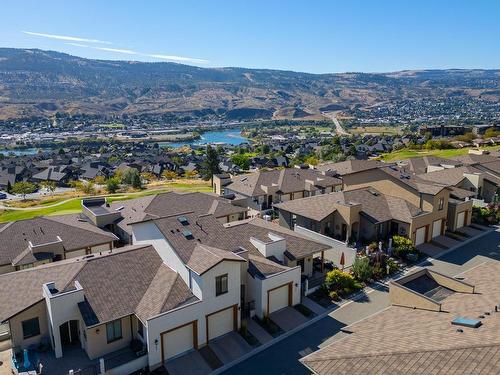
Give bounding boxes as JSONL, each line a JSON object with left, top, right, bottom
{"left": 328, "top": 163, "right": 473, "bottom": 245}
{"left": 0, "top": 245, "right": 220, "bottom": 372}
{"left": 80, "top": 192, "right": 248, "bottom": 244}
{"left": 275, "top": 187, "right": 432, "bottom": 244}
{"left": 300, "top": 261, "right": 500, "bottom": 375}
{"left": 216, "top": 167, "right": 342, "bottom": 215}
{"left": 0, "top": 214, "right": 118, "bottom": 275}
{"left": 131, "top": 212, "right": 331, "bottom": 321}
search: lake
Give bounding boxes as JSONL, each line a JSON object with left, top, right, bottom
{"left": 0, "top": 147, "right": 49, "bottom": 156}
{"left": 160, "top": 127, "right": 248, "bottom": 148}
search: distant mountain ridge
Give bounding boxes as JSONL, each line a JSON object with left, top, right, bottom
{"left": 0, "top": 48, "right": 499, "bottom": 121}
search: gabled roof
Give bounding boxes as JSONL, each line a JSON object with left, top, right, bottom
{"left": 226, "top": 168, "right": 341, "bottom": 197}
{"left": 0, "top": 215, "right": 118, "bottom": 266}
{"left": 380, "top": 166, "right": 448, "bottom": 195}
{"left": 111, "top": 192, "right": 246, "bottom": 235}
{"left": 417, "top": 165, "right": 482, "bottom": 186}
{"left": 316, "top": 160, "right": 389, "bottom": 176}
{"left": 403, "top": 156, "right": 462, "bottom": 174}
{"left": 450, "top": 154, "right": 498, "bottom": 165}
{"left": 276, "top": 188, "right": 424, "bottom": 224}
{"left": 186, "top": 244, "right": 245, "bottom": 275}
{"left": 0, "top": 245, "right": 196, "bottom": 325}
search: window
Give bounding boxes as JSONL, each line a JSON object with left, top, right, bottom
{"left": 106, "top": 319, "right": 122, "bottom": 343}
{"left": 215, "top": 274, "right": 228, "bottom": 296}
{"left": 22, "top": 317, "right": 40, "bottom": 339}
{"left": 438, "top": 197, "right": 444, "bottom": 211}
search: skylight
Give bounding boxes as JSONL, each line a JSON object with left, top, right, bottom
{"left": 451, "top": 317, "right": 482, "bottom": 328}
{"left": 182, "top": 230, "right": 193, "bottom": 239}
{"left": 177, "top": 216, "right": 189, "bottom": 225}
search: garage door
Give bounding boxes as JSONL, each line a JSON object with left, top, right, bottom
{"left": 162, "top": 322, "right": 195, "bottom": 361}
{"left": 207, "top": 306, "right": 235, "bottom": 341}
{"left": 456, "top": 212, "right": 465, "bottom": 229}
{"left": 268, "top": 283, "right": 291, "bottom": 314}
{"left": 432, "top": 219, "right": 442, "bottom": 238}
{"left": 415, "top": 227, "right": 426, "bottom": 246}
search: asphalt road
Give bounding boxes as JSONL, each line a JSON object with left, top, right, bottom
{"left": 223, "top": 228, "right": 500, "bottom": 375}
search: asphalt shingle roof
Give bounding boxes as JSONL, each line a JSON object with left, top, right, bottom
{"left": 226, "top": 168, "right": 341, "bottom": 197}
{"left": 0, "top": 245, "right": 196, "bottom": 325}
{"left": 301, "top": 261, "right": 500, "bottom": 375}
{"left": 0, "top": 215, "right": 117, "bottom": 266}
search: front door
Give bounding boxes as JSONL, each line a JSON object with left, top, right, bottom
{"left": 391, "top": 222, "right": 399, "bottom": 235}
{"left": 341, "top": 224, "right": 347, "bottom": 240}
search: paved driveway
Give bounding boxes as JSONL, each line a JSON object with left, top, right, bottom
{"left": 270, "top": 307, "right": 309, "bottom": 332}
{"left": 209, "top": 332, "right": 252, "bottom": 364}
{"left": 223, "top": 228, "right": 500, "bottom": 375}
{"left": 165, "top": 350, "right": 212, "bottom": 375}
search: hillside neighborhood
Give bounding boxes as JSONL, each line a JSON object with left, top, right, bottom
{"left": 0, "top": 146, "right": 499, "bottom": 375}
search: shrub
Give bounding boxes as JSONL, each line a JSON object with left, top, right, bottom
{"left": 105, "top": 177, "right": 121, "bottom": 194}
{"left": 328, "top": 291, "right": 340, "bottom": 301}
{"left": 324, "top": 269, "right": 362, "bottom": 297}
{"left": 392, "top": 235, "right": 416, "bottom": 259}
{"left": 352, "top": 257, "right": 373, "bottom": 282}
{"left": 386, "top": 258, "right": 400, "bottom": 275}
{"left": 372, "top": 264, "right": 384, "bottom": 280}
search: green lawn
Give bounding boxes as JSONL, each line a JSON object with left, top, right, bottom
{"left": 0, "top": 182, "right": 212, "bottom": 222}
{"left": 380, "top": 145, "right": 500, "bottom": 161}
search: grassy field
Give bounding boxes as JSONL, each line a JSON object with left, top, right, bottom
{"left": 380, "top": 145, "right": 500, "bottom": 161}
{"left": 0, "top": 180, "right": 212, "bottom": 222}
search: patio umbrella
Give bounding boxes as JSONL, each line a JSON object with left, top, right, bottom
{"left": 340, "top": 251, "right": 345, "bottom": 271}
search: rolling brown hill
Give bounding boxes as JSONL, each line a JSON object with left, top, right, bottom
{"left": 0, "top": 48, "right": 499, "bottom": 121}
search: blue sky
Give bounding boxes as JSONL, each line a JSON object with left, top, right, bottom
{"left": 1, "top": 0, "right": 499, "bottom": 73}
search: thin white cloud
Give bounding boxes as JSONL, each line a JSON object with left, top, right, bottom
{"left": 23, "top": 31, "right": 112, "bottom": 45}
{"left": 94, "top": 47, "right": 139, "bottom": 55}
{"left": 29, "top": 31, "right": 209, "bottom": 64}
{"left": 147, "top": 54, "right": 209, "bottom": 64}
{"left": 65, "top": 42, "right": 90, "bottom": 48}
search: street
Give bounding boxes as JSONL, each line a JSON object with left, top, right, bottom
{"left": 223, "top": 228, "right": 500, "bottom": 375}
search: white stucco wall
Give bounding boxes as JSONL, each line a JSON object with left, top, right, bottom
{"left": 131, "top": 222, "right": 190, "bottom": 283}
{"left": 146, "top": 260, "right": 241, "bottom": 369}
{"left": 247, "top": 266, "right": 301, "bottom": 318}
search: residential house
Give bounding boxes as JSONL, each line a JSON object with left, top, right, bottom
{"left": 31, "top": 165, "right": 71, "bottom": 186}
{"left": 80, "top": 192, "right": 248, "bottom": 244}
{"left": 275, "top": 187, "right": 432, "bottom": 244}
{"left": 0, "top": 215, "right": 117, "bottom": 275}
{"left": 318, "top": 161, "right": 473, "bottom": 246}
{"left": 131, "top": 213, "right": 331, "bottom": 318}
{"left": 218, "top": 167, "right": 342, "bottom": 215}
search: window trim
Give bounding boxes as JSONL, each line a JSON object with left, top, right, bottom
{"left": 215, "top": 274, "right": 229, "bottom": 296}
{"left": 438, "top": 197, "right": 444, "bottom": 211}
{"left": 106, "top": 319, "right": 123, "bottom": 344}
{"left": 22, "top": 317, "right": 40, "bottom": 339}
